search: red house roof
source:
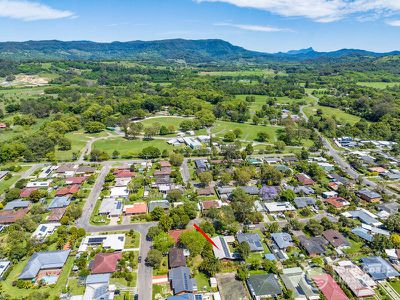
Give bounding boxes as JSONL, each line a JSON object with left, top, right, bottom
{"left": 201, "top": 200, "right": 222, "bottom": 210}
{"left": 114, "top": 170, "right": 136, "bottom": 178}
{"left": 0, "top": 208, "right": 28, "bottom": 224}
{"left": 160, "top": 161, "right": 171, "bottom": 168}
{"left": 325, "top": 197, "right": 349, "bottom": 209}
{"left": 65, "top": 177, "right": 87, "bottom": 185}
{"left": 168, "top": 229, "right": 189, "bottom": 244}
{"left": 20, "top": 187, "right": 37, "bottom": 198}
{"left": 124, "top": 203, "right": 148, "bottom": 215}
{"left": 56, "top": 184, "right": 80, "bottom": 196}
{"left": 91, "top": 252, "right": 122, "bottom": 274}
{"left": 313, "top": 274, "right": 349, "bottom": 300}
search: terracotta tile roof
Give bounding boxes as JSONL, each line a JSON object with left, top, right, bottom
{"left": 296, "top": 173, "right": 315, "bottom": 185}
{"left": 322, "top": 229, "right": 350, "bottom": 248}
{"left": 201, "top": 200, "right": 221, "bottom": 210}
{"left": 160, "top": 161, "right": 171, "bottom": 168}
{"left": 65, "top": 177, "right": 87, "bottom": 185}
{"left": 56, "top": 184, "right": 79, "bottom": 196}
{"left": 20, "top": 187, "right": 37, "bottom": 198}
{"left": 313, "top": 274, "right": 349, "bottom": 300}
{"left": 196, "top": 186, "right": 215, "bottom": 196}
{"left": 154, "top": 169, "right": 172, "bottom": 176}
{"left": 91, "top": 252, "right": 122, "bottom": 274}
{"left": 114, "top": 170, "right": 136, "bottom": 178}
{"left": 124, "top": 203, "right": 148, "bottom": 215}
{"left": 325, "top": 197, "right": 349, "bottom": 208}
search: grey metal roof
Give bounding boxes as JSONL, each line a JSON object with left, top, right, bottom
{"left": 271, "top": 232, "right": 293, "bottom": 249}
{"left": 294, "top": 197, "right": 316, "bottom": 208}
{"left": 347, "top": 210, "right": 379, "bottom": 225}
{"left": 247, "top": 274, "right": 283, "bottom": 297}
{"left": 361, "top": 256, "right": 400, "bottom": 280}
{"left": 3, "top": 199, "right": 31, "bottom": 211}
{"left": 169, "top": 266, "right": 195, "bottom": 294}
{"left": 148, "top": 200, "right": 170, "bottom": 212}
{"left": 86, "top": 273, "right": 111, "bottom": 285}
{"left": 48, "top": 196, "right": 71, "bottom": 209}
{"left": 19, "top": 250, "right": 70, "bottom": 279}
{"left": 239, "top": 186, "right": 260, "bottom": 195}
{"left": 357, "top": 189, "right": 381, "bottom": 199}
{"left": 237, "top": 233, "right": 263, "bottom": 252}
{"left": 377, "top": 202, "right": 400, "bottom": 214}
{"left": 351, "top": 227, "right": 373, "bottom": 242}
{"left": 299, "top": 236, "right": 327, "bottom": 255}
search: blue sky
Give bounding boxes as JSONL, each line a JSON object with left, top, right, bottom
{"left": 1, "top": 0, "right": 400, "bottom": 52}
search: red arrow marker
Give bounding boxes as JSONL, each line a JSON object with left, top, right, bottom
{"left": 193, "top": 224, "right": 219, "bottom": 250}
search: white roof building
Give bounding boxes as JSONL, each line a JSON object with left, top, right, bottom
{"left": 0, "top": 260, "right": 11, "bottom": 279}
{"left": 31, "top": 223, "right": 61, "bottom": 241}
{"left": 26, "top": 181, "right": 51, "bottom": 188}
{"left": 110, "top": 186, "right": 129, "bottom": 198}
{"left": 265, "top": 202, "right": 295, "bottom": 213}
{"left": 78, "top": 234, "right": 125, "bottom": 252}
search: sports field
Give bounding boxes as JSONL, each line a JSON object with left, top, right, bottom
{"left": 303, "top": 105, "right": 361, "bottom": 125}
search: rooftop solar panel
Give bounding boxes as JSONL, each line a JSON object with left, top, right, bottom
{"left": 40, "top": 226, "right": 47, "bottom": 232}
{"left": 116, "top": 202, "right": 122, "bottom": 209}
{"left": 87, "top": 237, "right": 106, "bottom": 244}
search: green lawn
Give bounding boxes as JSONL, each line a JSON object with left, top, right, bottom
{"left": 93, "top": 137, "right": 181, "bottom": 157}
{"left": 389, "top": 281, "right": 400, "bottom": 294}
{"left": 343, "top": 239, "right": 364, "bottom": 255}
{"left": 138, "top": 116, "right": 190, "bottom": 128}
{"left": 212, "top": 120, "right": 281, "bottom": 142}
{"left": 357, "top": 82, "right": 400, "bottom": 89}
{"left": 125, "top": 232, "right": 140, "bottom": 248}
{"left": 67, "top": 278, "right": 85, "bottom": 295}
{"left": 2, "top": 257, "right": 74, "bottom": 299}
{"left": 195, "top": 272, "right": 211, "bottom": 292}
{"left": 0, "top": 165, "right": 31, "bottom": 194}
{"left": 303, "top": 105, "right": 361, "bottom": 125}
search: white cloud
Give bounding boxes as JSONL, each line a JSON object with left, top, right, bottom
{"left": 0, "top": 0, "right": 75, "bottom": 21}
{"left": 215, "top": 22, "right": 291, "bottom": 32}
{"left": 196, "top": 0, "right": 400, "bottom": 23}
{"left": 386, "top": 19, "right": 400, "bottom": 27}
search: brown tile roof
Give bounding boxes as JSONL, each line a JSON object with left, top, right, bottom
{"left": 201, "top": 200, "right": 221, "bottom": 210}
{"left": 124, "top": 203, "right": 147, "bottom": 215}
{"left": 47, "top": 207, "right": 67, "bottom": 222}
{"left": 0, "top": 208, "right": 28, "bottom": 224}
{"left": 296, "top": 173, "right": 315, "bottom": 185}
{"left": 91, "top": 252, "right": 122, "bottom": 274}
{"left": 56, "top": 164, "right": 76, "bottom": 173}
{"left": 196, "top": 186, "right": 215, "bottom": 196}
{"left": 160, "top": 161, "right": 171, "bottom": 168}
{"left": 154, "top": 168, "right": 172, "bottom": 176}
{"left": 168, "top": 248, "right": 186, "bottom": 269}
{"left": 76, "top": 166, "right": 96, "bottom": 174}
{"left": 114, "top": 170, "right": 136, "bottom": 178}
{"left": 65, "top": 177, "right": 87, "bottom": 185}
{"left": 322, "top": 229, "right": 350, "bottom": 248}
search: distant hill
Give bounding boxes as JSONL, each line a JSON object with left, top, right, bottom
{"left": 0, "top": 39, "right": 399, "bottom": 63}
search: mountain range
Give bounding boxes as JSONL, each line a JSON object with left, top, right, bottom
{"left": 0, "top": 39, "right": 399, "bottom": 63}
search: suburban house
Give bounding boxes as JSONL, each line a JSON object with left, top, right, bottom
{"left": 352, "top": 225, "right": 390, "bottom": 242}
{"left": 357, "top": 189, "right": 382, "bottom": 203}
{"left": 200, "top": 200, "right": 222, "bottom": 211}
{"left": 299, "top": 235, "right": 328, "bottom": 256}
{"left": 312, "top": 274, "right": 349, "bottom": 300}
{"left": 20, "top": 187, "right": 37, "bottom": 198}
{"left": 342, "top": 209, "right": 382, "bottom": 227}
{"left": 376, "top": 202, "right": 400, "bottom": 219}
{"left": 26, "top": 181, "right": 51, "bottom": 188}
{"left": 48, "top": 196, "right": 71, "bottom": 209}
{"left": 169, "top": 248, "right": 186, "bottom": 269}
{"left": 271, "top": 232, "right": 293, "bottom": 249}
{"left": 55, "top": 184, "right": 79, "bottom": 196}
{"left": 169, "top": 266, "right": 197, "bottom": 295}
{"left": 123, "top": 203, "right": 148, "bottom": 215}
{"left": 322, "top": 229, "right": 350, "bottom": 249}
{"left": 47, "top": 207, "right": 67, "bottom": 222}
{"left": 0, "top": 208, "right": 28, "bottom": 224}
{"left": 240, "top": 186, "right": 260, "bottom": 196}
{"left": 148, "top": 200, "right": 170, "bottom": 212}
{"left": 361, "top": 256, "right": 400, "bottom": 281}
{"left": 324, "top": 197, "right": 350, "bottom": 209}
{"left": 98, "top": 198, "right": 123, "bottom": 217}
{"left": 264, "top": 202, "right": 295, "bottom": 213}
{"left": 75, "top": 166, "right": 96, "bottom": 175}
{"left": 281, "top": 267, "right": 320, "bottom": 300}
{"left": 295, "top": 173, "right": 315, "bottom": 186}
{"left": 196, "top": 186, "right": 215, "bottom": 196}
{"left": 31, "top": 223, "right": 61, "bottom": 241}
{"left": 236, "top": 233, "right": 264, "bottom": 252}
{"left": 91, "top": 252, "right": 123, "bottom": 274}
{"left": 333, "top": 261, "right": 376, "bottom": 298}
{"left": 3, "top": 199, "right": 31, "bottom": 211}
{"left": 79, "top": 234, "right": 125, "bottom": 252}
{"left": 83, "top": 273, "right": 114, "bottom": 300}
{"left": 110, "top": 186, "right": 129, "bottom": 198}
{"left": 259, "top": 185, "right": 280, "bottom": 201}
{"left": 65, "top": 176, "right": 87, "bottom": 185}
{"left": 247, "top": 274, "right": 283, "bottom": 300}
{"left": 294, "top": 197, "right": 316, "bottom": 209}
{"left": 19, "top": 250, "right": 70, "bottom": 282}
{"left": 211, "top": 236, "right": 236, "bottom": 260}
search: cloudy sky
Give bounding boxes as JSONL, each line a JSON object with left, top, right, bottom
{"left": 2, "top": 0, "right": 400, "bottom": 52}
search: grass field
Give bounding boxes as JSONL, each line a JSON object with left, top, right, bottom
{"left": 235, "top": 94, "right": 315, "bottom": 115}
{"left": 2, "top": 256, "right": 74, "bottom": 298}
{"left": 199, "top": 69, "right": 284, "bottom": 77}
{"left": 357, "top": 82, "right": 400, "bottom": 89}
{"left": 211, "top": 120, "right": 281, "bottom": 141}
{"left": 303, "top": 105, "right": 361, "bottom": 125}
{"left": 138, "top": 116, "right": 189, "bottom": 128}
{"left": 0, "top": 165, "right": 31, "bottom": 194}
{"left": 93, "top": 138, "right": 180, "bottom": 157}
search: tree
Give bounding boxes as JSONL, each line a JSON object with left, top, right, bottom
{"left": 372, "top": 234, "right": 392, "bottom": 250}
{"left": 233, "top": 128, "right": 243, "bottom": 138}
{"left": 90, "top": 149, "right": 109, "bottom": 161}
{"left": 169, "top": 153, "right": 184, "bottom": 166}
{"left": 391, "top": 233, "right": 400, "bottom": 248}
{"left": 236, "top": 265, "right": 249, "bottom": 281}
{"left": 256, "top": 131, "right": 269, "bottom": 142}
{"left": 166, "top": 189, "right": 183, "bottom": 202}
{"left": 147, "top": 226, "right": 162, "bottom": 240}
{"left": 274, "top": 140, "right": 286, "bottom": 152}
{"left": 158, "top": 214, "right": 173, "bottom": 231}
{"left": 280, "top": 189, "right": 296, "bottom": 202}
{"left": 305, "top": 219, "right": 324, "bottom": 236}
{"left": 199, "top": 257, "right": 220, "bottom": 276}
{"left": 112, "top": 150, "right": 120, "bottom": 159}
{"left": 84, "top": 121, "right": 105, "bottom": 133}
{"left": 198, "top": 171, "right": 213, "bottom": 186}
{"left": 179, "top": 231, "right": 206, "bottom": 257}
{"left": 146, "top": 249, "right": 163, "bottom": 268}
{"left": 126, "top": 122, "right": 143, "bottom": 139}
{"left": 237, "top": 241, "right": 250, "bottom": 260}
{"left": 153, "top": 232, "right": 174, "bottom": 253}
{"left": 140, "top": 146, "right": 161, "bottom": 159}
{"left": 220, "top": 172, "right": 232, "bottom": 185}
{"left": 260, "top": 165, "right": 283, "bottom": 185}
{"left": 58, "top": 137, "right": 72, "bottom": 151}
{"left": 230, "top": 188, "right": 255, "bottom": 223}
{"left": 5, "top": 188, "right": 21, "bottom": 202}
{"left": 224, "top": 131, "right": 236, "bottom": 142}
{"left": 151, "top": 206, "right": 165, "bottom": 221}
{"left": 385, "top": 213, "right": 400, "bottom": 232}
{"left": 245, "top": 143, "right": 254, "bottom": 155}
{"left": 200, "top": 221, "right": 215, "bottom": 236}
{"left": 234, "top": 167, "right": 252, "bottom": 185}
